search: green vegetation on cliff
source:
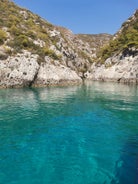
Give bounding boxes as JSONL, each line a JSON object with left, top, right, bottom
{"left": 0, "top": 0, "right": 62, "bottom": 61}
{"left": 0, "top": 0, "right": 137, "bottom": 68}
{"left": 77, "top": 34, "right": 112, "bottom": 52}
{"left": 97, "top": 10, "right": 138, "bottom": 63}
{"left": 0, "top": 29, "right": 7, "bottom": 45}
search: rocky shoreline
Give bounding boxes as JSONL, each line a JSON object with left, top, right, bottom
{"left": 87, "top": 49, "right": 138, "bottom": 84}
{"left": 0, "top": 50, "right": 137, "bottom": 88}
{"left": 0, "top": 1, "right": 138, "bottom": 88}
{"left": 0, "top": 51, "right": 82, "bottom": 88}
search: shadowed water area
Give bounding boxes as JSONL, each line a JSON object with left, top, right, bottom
{"left": 0, "top": 82, "right": 138, "bottom": 184}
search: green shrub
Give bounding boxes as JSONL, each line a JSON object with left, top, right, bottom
{"left": 8, "top": 35, "right": 34, "bottom": 51}
{"left": 9, "top": 15, "right": 20, "bottom": 24}
{"left": 16, "top": 35, "right": 30, "bottom": 47}
{"left": 26, "top": 30, "right": 36, "bottom": 39}
{"left": 44, "top": 49, "right": 62, "bottom": 60}
{"left": 35, "top": 47, "right": 62, "bottom": 63}
{"left": 37, "top": 32, "right": 48, "bottom": 41}
{"left": 0, "top": 29, "right": 7, "bottom": 45}
{"left": 97, "top": 30, "right": 138, "bottom": 63}
{"left": 4, "top": 47, "right": 12, "bottom": 55}
{"left": 26, "top": 18, "right": 34, "bottom": 27}
{"left": 0, "top": 18, "right": 4, "bottom": 27}
{"left": 9, "top": 25, "right": 21, "bottom": 36}
{"left": 97, "top": 13, "right": 138, "bottom": 63}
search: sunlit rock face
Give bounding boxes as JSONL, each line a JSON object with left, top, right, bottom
{"left": 87, "top": 49, "right": 138, "bottom": 84}
{"left": 0, "top": 0, "right": 137, "bottom": 88}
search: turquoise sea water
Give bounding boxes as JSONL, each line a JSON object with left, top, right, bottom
{"left": 0, "top": 82, "right": 138, "bottom": 184}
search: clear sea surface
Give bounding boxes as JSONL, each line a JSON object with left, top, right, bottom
{"left": 0, "top": 82, "right": 138, "bottom": 184}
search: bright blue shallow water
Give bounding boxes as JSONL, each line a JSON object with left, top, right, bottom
{"left": 0, "top": 82, "right": 138, "bottom": 184}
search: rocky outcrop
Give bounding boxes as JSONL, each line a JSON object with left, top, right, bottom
{"left": 87, "top": 48, "right": 138, "bottom": 84}
{"left": 87, "top": 9, "right": 138, "bottom": 84}
{"left": 0, "top": 0, "right": 112, "bottom": 88}
{"left": 33, "top": 63, "right": 81, "bottom": 87}
{"left": 0, "top": 51, "right": 82, "bottom": 88}
{"left": 0, "top": 52, "right": 39, "bottom": 88}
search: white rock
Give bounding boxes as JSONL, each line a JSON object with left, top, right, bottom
{"left": 87, "top": 54, "right": 138, "bottom": 83}
{"left": 34, "top": 63, "right": 82, "bottom": 86}
{"left": 0, "top": 52, "right": 39, "bottom": 88}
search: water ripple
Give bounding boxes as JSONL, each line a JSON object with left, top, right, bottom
{"left": 0, "top": 82, "right": 138, "bottom": 184}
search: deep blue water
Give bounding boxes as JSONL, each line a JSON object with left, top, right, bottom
{"left": 0, "top": 82, "right": 138, "bottom": 184}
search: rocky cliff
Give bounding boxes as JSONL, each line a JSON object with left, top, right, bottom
{"left": 0, "top": 0, "right": 111, "bottom": 88}
{"left": 88, "top": 10, "right": 138, "bottom": 84}
{"left": 0, "top": 0, "right": 137, "bottom": 88}
{"left": 77, "top": 33, "right": 112, "bottom": 58}
{"left": 88, "top": 48, "right": 138, "bottom": 83}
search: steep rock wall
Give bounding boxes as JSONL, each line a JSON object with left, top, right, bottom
{"left": 87, "top": 48, "right": 138, "bottom": 84}
{"left": 0, "top": 51, "right": 82, "bottom": 88}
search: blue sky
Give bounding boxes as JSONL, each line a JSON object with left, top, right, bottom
{"left": 13, "top": 0, "right": 138, "bottom": 35}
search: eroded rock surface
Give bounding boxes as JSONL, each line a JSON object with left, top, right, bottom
{"left": 87, "top": 49, "right": 138, "bottom": 84}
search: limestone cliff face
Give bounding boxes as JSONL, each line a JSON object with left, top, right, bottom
{"left": 0, "top": 0, "right": 110, "bottom": 88}
{"left": 0, "top": 0, "right": 137, "bottom": 88}
{"left": 87, "top": 48, "right": 138, "bottom": 83}
{"left": 0, "top": 50, "right": 82, "bottom": 88}
{"left": 77, "top": 33, "right": 112, "bottom": 58}
{"left": 33, "top": 63, "right": 81, "bottom": 87}
{"left": 87, "top": 10, "right": 138, "bottom": 84}
{"left": 0, "top": 51, "right": 39, "bottom": 88}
